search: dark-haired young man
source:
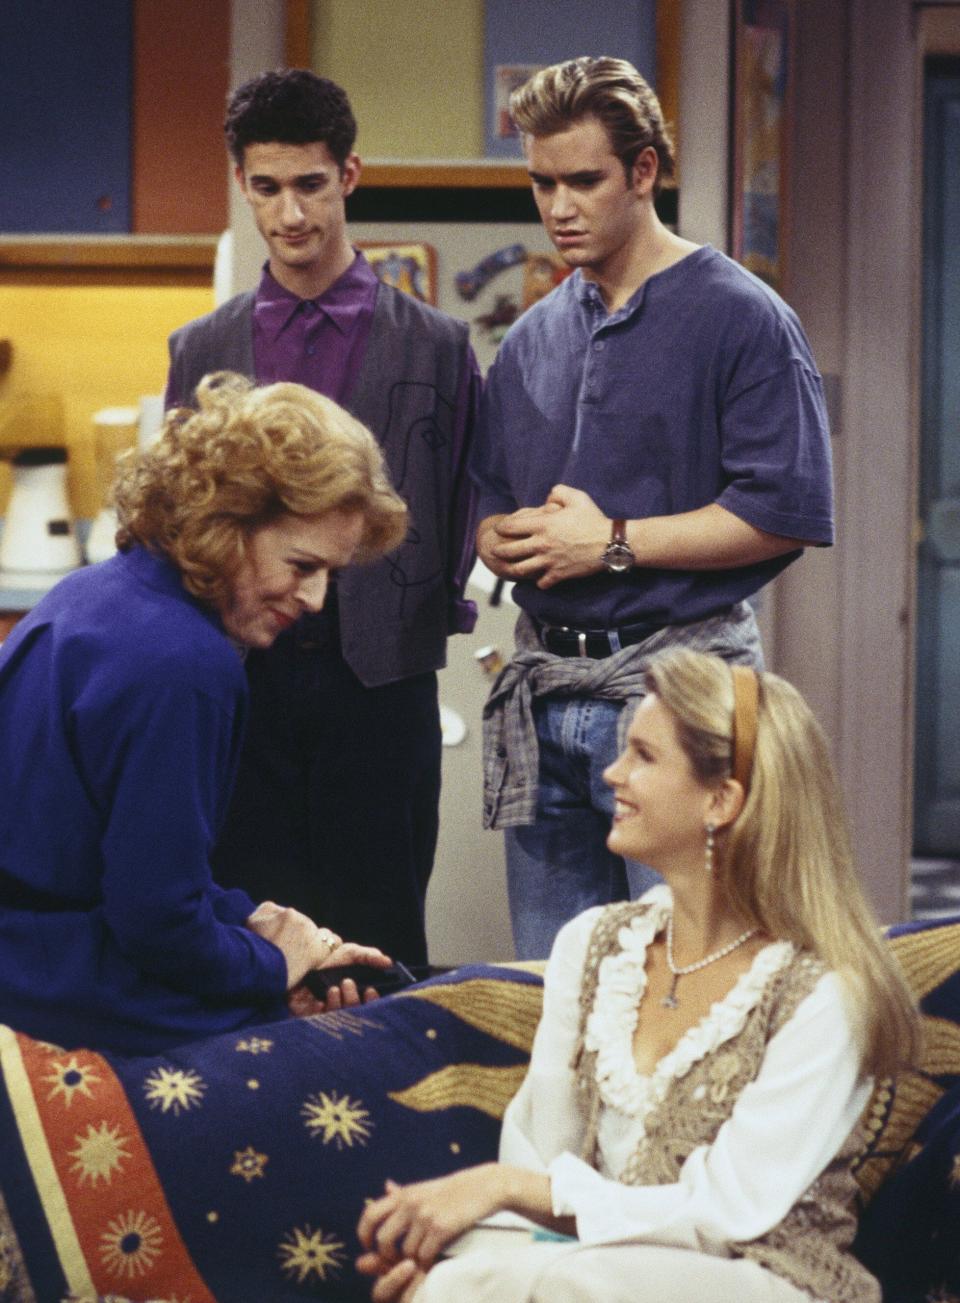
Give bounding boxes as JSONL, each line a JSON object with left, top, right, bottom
{"left": 474, "top": 57, "right": 834, "bottom": 959}
{"left": 166, "top": 70, "right": 480, "bottom": 966}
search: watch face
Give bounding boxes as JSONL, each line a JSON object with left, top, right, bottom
{"left": 603, "top": 541, "right": 635, "bottom": 574}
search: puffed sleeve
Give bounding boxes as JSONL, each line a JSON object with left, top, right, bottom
{"left": 498, "top": 907, "right": 604, "bottom": 1170}
{"left": 548, "top": 971, "right": 871, "bottom": 1250}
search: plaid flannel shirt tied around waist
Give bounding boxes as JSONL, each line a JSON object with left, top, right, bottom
{"left": 481, "top": 603, "right": 763, "bottom": 830}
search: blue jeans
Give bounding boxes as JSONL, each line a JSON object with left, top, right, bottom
{"left": 505, "top": 696, "right": 661, "bottom": 960}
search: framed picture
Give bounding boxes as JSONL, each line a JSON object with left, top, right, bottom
{"left": 493, "top": 64, "right": 543, "bottom": 140}
{"left": 730, "top": 0, "right": 795, "bottom": 294}
{"left": 355, "top": 242, "right": 438, "bottom": 306}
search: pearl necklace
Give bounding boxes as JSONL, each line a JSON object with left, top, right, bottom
{"left": 661, "top": 915, "right": 759, "bottom": 1009}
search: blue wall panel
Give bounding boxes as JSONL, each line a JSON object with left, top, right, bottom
{"left": 0, "top": 0, "right": 132, "bottom": 233}
{"left": 483, "top": 0, "right": 657, "bottom": 158}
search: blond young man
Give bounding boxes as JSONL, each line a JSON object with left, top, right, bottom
{"left": 472, "top": 57, "right": 833, "bottom": 959}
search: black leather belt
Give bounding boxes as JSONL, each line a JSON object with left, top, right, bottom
{"left": 535, "top": 618, "right": 665, "bottom": 659}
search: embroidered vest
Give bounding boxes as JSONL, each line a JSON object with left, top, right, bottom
{"left": 574, "top": 901, "right": 880, "bottom": 1303}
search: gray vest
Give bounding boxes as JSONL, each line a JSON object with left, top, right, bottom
{"left": 167, "top": 283, "right": 470, "bottom": 686}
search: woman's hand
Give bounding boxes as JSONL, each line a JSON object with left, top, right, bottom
{"left": 359, "top": 1253, "right": 426, "bottom": 1303}
{"left": 246, "top": 900, "right": 342, "bottom": 987}
{"left": 357, "top": 1167, "right": 508, "bottom": 1273}
{"left": 286, "top": 976, "right": 380, "bottom": 1016}
{"left": 318, "top": 941, "right": 392, "bottom": 972}
{"left": 246, "top": 900, "right": 392, "bottom": 991}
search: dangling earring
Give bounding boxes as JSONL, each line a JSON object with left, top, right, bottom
{"left": 704, "top": 823, "right": 716, "bottom": 874}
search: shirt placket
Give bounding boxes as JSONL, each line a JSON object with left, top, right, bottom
{"left": 300, "top": 300, "right": 322, "bottom": 360}
{"left": 572, "top": 295, "right": 614, "bottom": 457}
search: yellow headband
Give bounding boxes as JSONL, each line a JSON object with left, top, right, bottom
{"left": 731, "top": 665, "right": 759, "bottom": 793}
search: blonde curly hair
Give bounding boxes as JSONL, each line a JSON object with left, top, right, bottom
{"left": 113, "top": 372, "right": 408, "bottom": 607}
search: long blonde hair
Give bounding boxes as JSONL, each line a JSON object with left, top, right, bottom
{"left": 646, "top": 649, "right": 921, "bottom": 1080}
{"left": 113, "top": 372, "right": 408, "bottom": 607}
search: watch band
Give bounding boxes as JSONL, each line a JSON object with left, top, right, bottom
{"left": 601, "top": 518, "right": 635, "bottom": 574}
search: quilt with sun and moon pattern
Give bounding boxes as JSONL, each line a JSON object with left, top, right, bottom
{"left": 0, "top": 963, "right": 544, "bottom": 1302}
{"left": 3, "top": 922, "right": 960, "bottom": 1303}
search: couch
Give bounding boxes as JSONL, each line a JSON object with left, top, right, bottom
{"left": 0, "top": 919, "right": 957, "bottom": 1303}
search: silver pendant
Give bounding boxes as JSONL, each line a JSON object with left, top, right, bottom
{"left": 661, "top": 992, "right": 679, "bottom": 1009}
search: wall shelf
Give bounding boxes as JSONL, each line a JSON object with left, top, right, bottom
{"left": 362, "top": 162, "right": 531, "bottom": 189}
{"left": 0, "top": 236, "right": 218, "bottom": 273}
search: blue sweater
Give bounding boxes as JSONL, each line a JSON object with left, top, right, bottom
{"left": 0, "top": 547, "right": 288, "bottom": 1054}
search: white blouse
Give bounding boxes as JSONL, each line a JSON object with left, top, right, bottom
{"left": 498, "top": 886, "right": 872, "bottom": 1253}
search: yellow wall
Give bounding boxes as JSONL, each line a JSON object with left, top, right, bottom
{"left": 0, "top": 280, "right": 213, "bottom": 516}
{"left": 312, "top": 0, "right": 485, "bottom": 158}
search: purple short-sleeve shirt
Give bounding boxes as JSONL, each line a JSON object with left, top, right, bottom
{"left": 470, "top": 246, "right": 834, "bottom": 628}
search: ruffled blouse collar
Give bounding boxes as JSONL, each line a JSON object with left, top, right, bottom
{"left": 584, "top": 885, "right": 795, "bottom": 1120}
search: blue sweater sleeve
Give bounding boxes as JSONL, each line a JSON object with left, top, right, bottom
{"left": 70, "top": 677, "right": 287, "bottom": 1001}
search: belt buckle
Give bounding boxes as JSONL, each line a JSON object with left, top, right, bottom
{"left": 542, "top": 623, "right": 591, "bottom": 658}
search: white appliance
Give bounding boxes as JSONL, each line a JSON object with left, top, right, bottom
{"left": 0, "top": 446, "right": 82, "bottom": 585}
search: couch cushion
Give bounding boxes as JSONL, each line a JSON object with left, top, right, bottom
{"left": 853, "top": 917, "right": 960, "bottom": 1203}
{"left": 0, "top": 964, "right": 543, "bottom": 1303}
{"left": 853, "top": 1080, "right": 960, "bottom": 1303}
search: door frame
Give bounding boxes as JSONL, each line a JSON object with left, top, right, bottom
{"left": 838, "top": 3, "right": 960, "bottom": 920}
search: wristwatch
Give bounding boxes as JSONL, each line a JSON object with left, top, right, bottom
{"left": 601, "top": 518, "right": 635, "bottom": 574}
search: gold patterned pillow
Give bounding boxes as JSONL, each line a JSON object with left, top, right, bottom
{"left": 853, "top": 919, "right": 960, "bottom": 1202}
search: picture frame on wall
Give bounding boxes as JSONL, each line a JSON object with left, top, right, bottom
{"left": 493, "top": 64, "right": 544, "bottom": 140}
{"left": 730, "top": 0, "right": 796, "bottom": 295}
{"left": 355, "top": 242, "right": 438, "bottom": 306}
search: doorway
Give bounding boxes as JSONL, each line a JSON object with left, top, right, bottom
{"left": 913, "top": 57, "right": 960, "bottom": 916}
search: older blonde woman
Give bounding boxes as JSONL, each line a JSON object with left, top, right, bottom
{"left": 358, "top": 649, "right": 920, "bottom": 1303}
{"left": 0, "top": 373, "right": 406, "bottom": 1056}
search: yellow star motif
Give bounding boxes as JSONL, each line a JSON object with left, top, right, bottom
{"left": 230, "top": 1146, "right": 269, "bottom": 1183}
{"left": 98, "top": 1209, "right": 163, "bottom": 1279}
{"left": 301, "top": 1091, "right": 372, "bottom": 1149}
{"left": 69, "top": 1121, "right": 132, "bottom": 1186}
{"left": 44, "top": 1056, "right": 101, "bottom": 1108}
{"left": 277, "top": 1224, "right": 345, "bottom": 1283}
{"left": 143, "top": 1066, "right": 206, "bottom": 1116}
{"left": 236, "top": 1037, "right": 274, "bottom": 1054}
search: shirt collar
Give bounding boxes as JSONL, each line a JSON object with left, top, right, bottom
{"left": 118, "top": 545, "right": 227, "bottom": 636}
{"left": 575, "top": 270, "right": 648, "bottom": 327}
{"left": 253, "top": 251, "right": 378, "bottom": 341}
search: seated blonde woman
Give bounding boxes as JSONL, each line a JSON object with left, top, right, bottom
{"left": 358, "top": 649, "right": 920, "bottom": 1303}
{"left": 0, "top": 373, "right": 406, "bottom": 1056}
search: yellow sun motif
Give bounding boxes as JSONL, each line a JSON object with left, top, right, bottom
{"left": 230, "top": 1146, "right": 269, "bottom": 1183}
{"left": 236, "top": 1037, "right": 273, "bottom": 1054}
{"left": 44, "top": 1056, "right": 101, "bottom": 1108}
{"left": 143, "top": 1066, "right": 206, "bottom": 1116}
{"left": 69, "top": 1121, "right": 132, "bottom": 1186}
{"left": 99, "top": 1209, "right": 163, "bottom": 1279}
{"left": 277, "top": 1224, "right": 345, "bottom": 1284}
{"left": 301, "top": 1091, "right": 372, "bottom": 1149}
